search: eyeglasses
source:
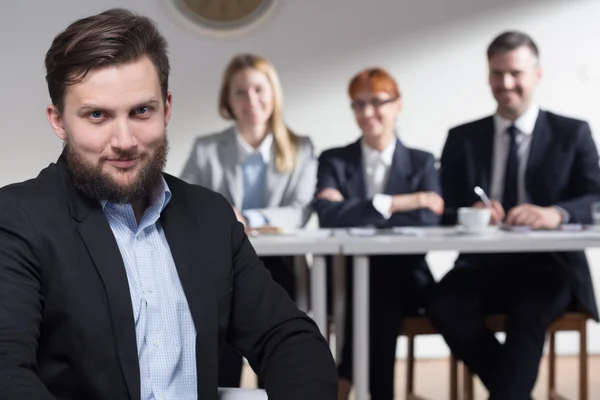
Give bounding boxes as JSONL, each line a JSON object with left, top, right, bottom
{"left": 350, "top": 97, "right": 398, "bottom": 111}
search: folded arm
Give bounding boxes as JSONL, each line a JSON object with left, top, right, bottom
{"left": 314, "top": 152, "right": 442, "bottom": 228}
{"left": 245, "top": 155, "right": 317, "bottom": 230}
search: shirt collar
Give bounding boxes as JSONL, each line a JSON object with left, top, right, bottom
{"left": 494, "top": 104, "right": 540, "bottom": 136}
{"left": 361, "top": 136, "right": 397, "bottom": 167}
{"left": 234, "top": 127, "right": 273, "bottom": 164}
{"left": 101, "top": 175, "right": 171, "bottom": 213}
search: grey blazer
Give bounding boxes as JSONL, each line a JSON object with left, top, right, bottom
{"left": 180, "top": 126, "right": 317, "bottom": 229}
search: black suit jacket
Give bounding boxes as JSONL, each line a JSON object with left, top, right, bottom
{"left": 314, "top": 138, "right": 441, "bottom": 229}
{"left": 0, "top": 156, "right": 337, "bottom": 400}
{"left": 440, "top": 110, "right": 600, "bottom": 320}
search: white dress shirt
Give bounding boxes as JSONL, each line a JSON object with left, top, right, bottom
{"left": 361, "top": 138, "right": 396, "bottom": 219}
{"left": 490, "top": 105, "right": 539, "bottom": 205}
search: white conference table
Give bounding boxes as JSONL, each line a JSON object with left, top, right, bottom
{"left": 340, "top": 226, "right": 600, "bottom": 400}
{"left": 218, "top": 388, "right": 267, "bottom": 399}
{"left": 249, "top": 229, "right": 341, "bottom": 335}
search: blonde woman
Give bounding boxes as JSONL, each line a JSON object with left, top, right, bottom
{"left": 181, "top": 54, "right": 317, "bottom": 387}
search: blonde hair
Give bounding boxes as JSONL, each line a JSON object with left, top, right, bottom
{"left": 219, "top": 54, "right": 298, "bottom": 173}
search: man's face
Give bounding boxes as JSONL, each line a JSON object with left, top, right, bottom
{"left": 488, "top": 46, "right": 542, "bottom": 119}
{"left": 47, "top": 56, "right": 172, "bottom": 203}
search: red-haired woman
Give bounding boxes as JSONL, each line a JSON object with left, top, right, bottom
{"left": 314, "top": 67, "right": 444, "bottom": 400}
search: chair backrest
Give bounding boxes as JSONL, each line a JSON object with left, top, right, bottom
{"left": 485, "top": 312, "right": 589, "bottom": 333}
{"left": 218, "top": 388, "right": 268, "bottom": 400}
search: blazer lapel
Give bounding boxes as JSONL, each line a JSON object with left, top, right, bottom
{"left": 344, "top": 140, "right": 367, "bottom": 199}
{"left": 266, "top": 160, "right": 290, "bottom": 207}
{"left": 218, "top": 129, "right": 243, "bottom": 209}
{"left": 160, "top": 195, "right": 218, "bottom": 399}
{"left": 471, "top": 117, "right": 495, "bottom": 195}
{"left": 525, "top": 110, "right": 551, "bottom": 188}
{"left": 62, "top": 160, "right": 140, "bottom": 400}
{"left": 384, "top": 139, "right": 412, "bottom": 194}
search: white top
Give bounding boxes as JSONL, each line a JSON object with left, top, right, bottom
{"left": 234, "top": 128, "right": 273, "bottom": 164}
{"left": 361, "top": 138, "right": 396, "bottom": 219}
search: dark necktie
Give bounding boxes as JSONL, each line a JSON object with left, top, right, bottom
{"left": 502, "top": 125, "right": 519, "bottom": 211}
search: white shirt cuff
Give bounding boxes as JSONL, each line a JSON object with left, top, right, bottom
{"left": 372, "top": 194, "right": 393, "bottom": 219}
{"left": 243, "top": 210, "right": 269, "bottom": 228}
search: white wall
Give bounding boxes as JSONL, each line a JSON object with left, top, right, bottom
{"left": 2, "top": 0, "right": 600, "bottom": 358}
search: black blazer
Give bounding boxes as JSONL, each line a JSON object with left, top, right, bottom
{"left": 314, "top": 138, "right": 441, "bottom": 229}
{"left": 0, "top": 156, "right": 337, "bottom": 400}
{"left": 440, "top": 110, "right": 600, "bottom": 320}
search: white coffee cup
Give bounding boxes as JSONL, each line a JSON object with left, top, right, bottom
{"left": 458, "top": 207, "right": 491, "bottom": 234}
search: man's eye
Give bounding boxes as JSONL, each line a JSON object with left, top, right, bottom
{"left": 134, "top": 107, "right": 150, "bottom": 115}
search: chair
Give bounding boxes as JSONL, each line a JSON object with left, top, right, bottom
{"left": 402, "top": 315, "right": 459, "bottom": 400}
{"left": 460, "top": 312, "right": 589, "bottom": 400}
{"left": 218, "top": 388, "right": 268, "bottom": 399}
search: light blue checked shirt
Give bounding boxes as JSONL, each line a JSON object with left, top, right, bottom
{"left": 102, "top": 178, "right": 197, "bottom": 400}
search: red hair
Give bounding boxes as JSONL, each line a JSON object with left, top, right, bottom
{"left": 348, "top": 67, "right": 401, "bottom": 99}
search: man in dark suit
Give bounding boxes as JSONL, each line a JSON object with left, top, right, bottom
{"left": 314, "top": 68, "right": 443, "bottom": 400}
{"left": 428, "top": 31, "right": 600, "bottom": 400}
{"left": 0, "top": 8, "right": 337, "bottom": 400}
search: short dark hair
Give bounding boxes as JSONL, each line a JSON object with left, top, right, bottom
{"left": 487, "top": 31, "right": 539, "bottom": 59}
{"left": 44, "top": 8, "right": 169, "bottom": 112}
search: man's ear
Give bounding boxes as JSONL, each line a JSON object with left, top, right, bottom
{"left": 163, "top": 91, "right": 172, "bottom": 127}
{"left": 47, "top": 104, "right": 67, "bottom": 140}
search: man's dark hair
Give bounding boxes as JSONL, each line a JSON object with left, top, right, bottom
{"left": 44, "top": 8, "right": 169, "bottom": 112}
{"left": 487, "top": 31, "right": 539, "bottom": 60}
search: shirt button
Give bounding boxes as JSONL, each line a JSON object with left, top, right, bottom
{"left": 153, "top": 339, "right": 159, "bottom": 346}
{"left": 147, "top": 288, "right": 153, "bottom": 294}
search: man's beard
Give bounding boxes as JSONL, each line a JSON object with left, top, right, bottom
{"left": 65, "top": 137, "right": 169, "bottom": 204}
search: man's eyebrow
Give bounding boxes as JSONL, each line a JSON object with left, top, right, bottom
{"left": 76, "top": 98, "right": 161, "bottom": 113}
